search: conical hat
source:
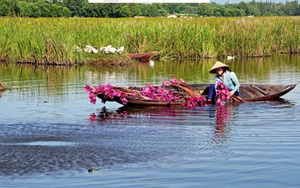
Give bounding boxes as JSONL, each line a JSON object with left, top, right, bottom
{"left": 209, "top": 61, "right": 229, "bottom": 74}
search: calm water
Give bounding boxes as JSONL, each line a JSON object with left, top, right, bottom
{"left": 1, "top": 55, "right": 300, "bottom": 187}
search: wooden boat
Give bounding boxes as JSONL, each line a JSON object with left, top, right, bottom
{"left": 97, "top": 83, "right": 297, "bottom": 106}
{"left": 127, "top": 52, "right": 155, "bottom": 62}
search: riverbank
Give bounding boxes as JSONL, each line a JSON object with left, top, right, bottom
{"left": 0, "top": 17, "right": 299, "bottom": 65}
{"left": 13, "top": 54, "right": 133, "bottom": 67}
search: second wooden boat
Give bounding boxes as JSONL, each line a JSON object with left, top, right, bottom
{"left": 127, "top": 52, "right": 155, "bottom": 62}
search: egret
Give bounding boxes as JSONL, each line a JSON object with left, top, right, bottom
{"left": 104, "top": 45, "right": 112, "bottom": 54}
{"left": 117, "top": 46, "right": 125, "bottom": 54}
{"left": 227, "top": 56, "right": 234, "bottom": 60}
{"left": 109, "top": 47, "right": 117, "bottom": 54}
{"left": 83, "top": 45, "right": 98, "bottom": 54}
{"left": 148, "top": 60, "right": 154, "bottom": 67}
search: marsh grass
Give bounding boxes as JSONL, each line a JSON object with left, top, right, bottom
{"left": 0, "top": 17, "right": 299, "bottom": 65}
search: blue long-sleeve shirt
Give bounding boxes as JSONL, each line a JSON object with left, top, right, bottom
{"left": 215, "top": 70, "right": 240, "bottom": 93}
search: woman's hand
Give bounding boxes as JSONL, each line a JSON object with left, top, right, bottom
{"left": 229, "top": 91, "right": 234, "bottom": 96}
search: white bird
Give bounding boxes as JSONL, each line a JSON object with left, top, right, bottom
{"left": 91, "top": 46, "right": 98, "bottom": 54}
{"left": 100, "top": 46, "right": 106, "bottom": 52}
{"left": 227, "top": 56, "right": 234, "bottom": 60}
{"left": 83, "top": 45, "right": 92, "bottom": 53}
{"left": 109, "top": 47, "right": 117, "bottom": 54}
{"left": 148, "top": 60, "right": 154, "bottom": 67}
{"left": 103, "top": 45, "right": 112, "bottom": 54}
{"left": 117, "top": 46, "right": 125, "bottom": 54}
{"left": 83, "top": 45, "right": 98, "bottom": 54}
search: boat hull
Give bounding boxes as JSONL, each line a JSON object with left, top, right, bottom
{"left": 127, "top": 52, "right": 155, "bottom": 62}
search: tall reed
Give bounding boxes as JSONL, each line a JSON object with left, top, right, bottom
{"left": 0, "top": 17, "right": 299, "bottom": 64}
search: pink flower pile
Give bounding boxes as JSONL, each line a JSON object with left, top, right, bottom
{"left": 84, "top": 84, "right": 128, "bottom": 104}
{"left": 186, "top": 96, "right": 205, "bottom": 108}
{"left": 215, "top": 82, "right": 231, "bottom": 106}
{"left": 164, "top": 78, "right": 205, "bottom": 108}
{"left": 84, "top": 78, "right": 206, "bottom": 108}
{"left": 141, "top": 78, "right": 205, "bottom": 108}
{"left": 140, "top": 83, "right": 180, "bottom": 104}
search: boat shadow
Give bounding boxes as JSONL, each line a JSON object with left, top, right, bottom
{"left": 89, "top": 106, "right": 178, "bottom": 122}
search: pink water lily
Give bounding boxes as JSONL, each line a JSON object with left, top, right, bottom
{"left": 120, "top": 93, "right": 128, "bottom": 105}
{"left": 84, "top": 85, "right": 93, "bottom": 93}
{"left": 93, "top": 84, "right": 104, "bottom": 94}
{"left": 89, "top": 113, "right": 96, "bottom": 121}
{"left": 216, "top": 82, "right": 230, "bottom": 106}
{"left": 119, "top": 111, "right": 127, "bottom": 118}
{"left": 141, "top": 83, "right": 178, "bottom": 103}
{"left": 186, "top": 96, "right": 205, "bottom": 108}
{"left": 170, "top": 78, "right": 179, "bottom": 84}
{"left": 84, "top": 83, "right": 129, "bottom": 105}
{"left": 162, "top": 81, "right": 168, "bottom": 86}
{"left": 88, "top": 93, "right": 97, "bottom": 104}
{"left": 112, "top": 89, "right": 121, "bottom": 97}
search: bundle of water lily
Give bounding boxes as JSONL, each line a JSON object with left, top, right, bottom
{"left": 84, "top": 78, "right": 230, "bottom": 108}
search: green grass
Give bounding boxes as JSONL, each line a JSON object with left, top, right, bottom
{"left": 0, "top": 17, "right": 299, "bottom": 65}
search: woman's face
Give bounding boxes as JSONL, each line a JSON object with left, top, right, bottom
{"left": 215, "top": 67, "right": 223, "bottom": 75}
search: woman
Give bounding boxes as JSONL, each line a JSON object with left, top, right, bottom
{"left": 207, "top": 61, "right": 240, "bottom": 101}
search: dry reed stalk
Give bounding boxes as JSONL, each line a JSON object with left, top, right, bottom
{"left": 170, "top": 84, "right": 201, "bottom": 98}
{"left": 112, "top": 86, "right": 150, "bottom": 99}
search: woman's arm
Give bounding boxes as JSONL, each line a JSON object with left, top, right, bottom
{"left": 230, "top": 72, "right": 240, "bottom": 94}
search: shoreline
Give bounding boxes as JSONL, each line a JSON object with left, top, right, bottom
{"left": 1, "top": 51, "right": 298, "bottom": 66}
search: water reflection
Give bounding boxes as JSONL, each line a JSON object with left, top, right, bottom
{"left": 90, "top": 105, "right": 238, "bottom": 139}
{"left": 1, "top": 54, "right": 300, "bottom": 92}
{"left": 215, "top": 105, "right": 232, "bottom": 138}
{"left": 89, "top": 106, "right": 178, "bottom": 122}
{"left": 0, "top": 54, "right": 300, "bottom": 184}
{"left": 90, "top": 98, "right": 295, "bottom": 138}
{"left": 1, "top": 104, "right": 240, "bottom": 177}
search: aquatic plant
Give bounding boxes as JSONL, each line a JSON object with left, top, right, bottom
{"left": 215, "top": 82, "right": 231, "bottom": 106}
{"left": 140, "top": 83, "right": 181, "bottom": 104}
{"left": 84, "top": 84, "right": 131, "bottom": 105}
{"left": 1, "top": 17, "right": 300, "bottom": 64}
